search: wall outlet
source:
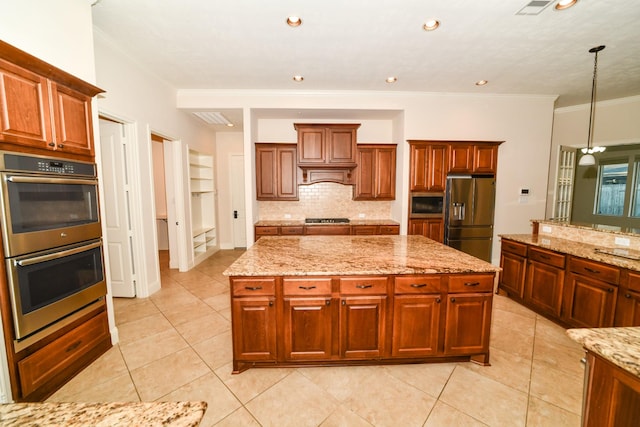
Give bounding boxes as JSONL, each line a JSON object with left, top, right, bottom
{"left": 358, "top": 213, "right": 365, "bottom": 218}
{"left": 615, "top": 236, "right": 630, "bottom": 247}
{"left": 542, "top": 225, "right": 552, "bottom": 234}
{"left": 284, "top": 214, "right": 291, "bottom": 219}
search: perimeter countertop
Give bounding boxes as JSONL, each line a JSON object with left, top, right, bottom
{"left": 499, "top": 234, "right": 640, "bottom": 272}
{"left": 223, "top": 235, "right": 500, "bottom": 277}
{"left": 254, "top": 219, "right": 399, "bottom": 227}
{"left": 0, "top": 401, "right": 207, "bottom": 427}
{"left": 567, "top": 327, "right": 640, "bottom": 378}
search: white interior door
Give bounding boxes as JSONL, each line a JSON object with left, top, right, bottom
{"left": 100, "top": 119, "right": 136, "bottom": 297}
{"left": 231, "top": 154, "right": 246, "bottom": 248}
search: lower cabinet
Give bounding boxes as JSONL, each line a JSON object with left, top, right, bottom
{"left": 616, "top": 270, "right": 640, "bottom": 326}
{"left": 408, "top": 218, "right": 444, "bottom": 243}
{"left": 230, "top": 272, "right": 495, "bottom": 372}
{"left": 498, "top": 240, "right": 527, "bottom": 299}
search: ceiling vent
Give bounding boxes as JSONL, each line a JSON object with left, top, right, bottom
{"left": 192, "top": 111, "right": 232, "bottom": 126}
{"left": 516, "top": 0, "right": 554, "bottom": 15}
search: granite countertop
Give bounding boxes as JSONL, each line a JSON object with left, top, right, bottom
{"left": 499, "top": 233, "right": 640, "bottom": 272}
{"left": 0, "top": 401, "right": 206, "bottom": 426}
{"left": 535, "top": 219, "right": 640, "bottom": 237}
{"left": 223, "top": 235, "right": 500, "bottom": 276}
{"left": 567, "top": 327, "right": 640, "bottom": 378}
{"left": 254, "top": 219, "right": 400, "bottom": 227}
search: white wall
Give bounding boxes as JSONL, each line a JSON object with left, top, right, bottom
{"left": 546, "top": 95, "right": 640, "bottom": 218}
{"left": 179, "top": 91, "right": 557, "bottom": 264}
{"left": 215, "top": 132, "right": 244, "bottom": 248}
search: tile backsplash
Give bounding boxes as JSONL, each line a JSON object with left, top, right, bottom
{"left": 258, "top": 182, "right": 392, "bottom": 220}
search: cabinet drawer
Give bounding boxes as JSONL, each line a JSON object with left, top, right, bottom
{"left": 529, "top": 247, "right": 565, "bottom": 269}
{"left": 501, "top": 239, "right": 528, "bottom": 257}
{"left": 18, "top": 311, "right": 109, "bottom": 397}
{"left": 280, "top": 226, "right": 303, "bottom": 235}
{"left": 626, "top": 271, "right": 640, "bottom": 293}
{"left": 305, "top": 225, "right": 351, "bottom": 235}
{"left": 379, "top": 225, "right": 400, "bottom": 235}
{"left": 569, "top": 257, "right": 620, "bottom": 285}
{"left": 340, "top": 277, "right": 388, "bottom": 294}
{"left": 283, "top": 277, "right": 332, "bottom": 295}
{"left": 232, "top": 278, "right": 276, "bottom": 296}
{"left": 255, "top": 226, "right": 279, "bottom": 236}
{"left": 352, "top": 225, "right": 378, "bottom": 235}
{"left": 394, "top": 276, "right": 442, "bottom": 294}
{"left": 448, "top": 274, "right": 494, "bottom": 293}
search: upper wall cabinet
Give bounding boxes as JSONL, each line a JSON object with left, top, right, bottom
{"left": 0, "top": 41, "right": 103, "bottom": 159}
{"left": 448, "top": 142, "right": 500, "bottom": 175}
{"left": 256, "top": 143, "right": 298, "bottom": 201}
{"left": 354, "top": 144, "right": 396, "bottom": 200}
{"left": 409, "top": 142, "right": 449, "bottom": 192}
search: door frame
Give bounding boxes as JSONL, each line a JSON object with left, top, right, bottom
{"left": 230, "top": 153, "right": 247, "bottom": 248}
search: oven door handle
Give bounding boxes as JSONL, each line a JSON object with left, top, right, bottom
{"left": 7, "top": 176, "right": 98, "bottom": 186}
{"left": 15, "top": 241, "right": 102, "bottom": 267}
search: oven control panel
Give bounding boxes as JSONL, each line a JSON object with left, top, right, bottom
{"left": 0, "top": 151, "right": 96, "bottom": 177}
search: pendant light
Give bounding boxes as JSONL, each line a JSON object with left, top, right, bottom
{"left": 578, "top": 45, "right": 605, "bottom": 166}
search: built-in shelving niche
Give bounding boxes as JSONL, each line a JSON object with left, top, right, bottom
{"left": 188, "top": 149, "right": 218, "bottom": 266}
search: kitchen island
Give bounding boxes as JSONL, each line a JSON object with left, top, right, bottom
{"left": 223, "top": 235, "right": 500, "bottom": 373}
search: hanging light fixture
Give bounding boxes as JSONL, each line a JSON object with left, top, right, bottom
{"left": 578, "top": 45, "right": 606, "bottom": 166}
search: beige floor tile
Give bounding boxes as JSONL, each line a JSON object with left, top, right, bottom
{"left": 534, "top": 316, "right": 579, "bottom": 348}
{"left": 161, "top": 300, "right": 216, "bottom": 326}
{"left": 440, "top": 366, "right": 528, "bottom": 427}
{"left": 203, "top": 292, "right": 231, "bottom": 312}
{"left": 214, "top": 363, "right": 294, "bottom": 404}
{"left": 213, "top": 407, "right": 261, "bottom": 427}
{"left": 183, "top": 281, "right": 229, "bottom": 300}
{"left": 192, "top": 331, "right": 233, "bottom": 370}
{"left": 174, "top": 311, "right": 230, "bottom": 345}
{"left": 320, "top": 404, "right": 373, "bottom": 427}
{"left": 150, "top": 288, "right": 202, "bottom": 312}
{"left": 114, "top": 298, "right": 160, "bottom": 325}
{"left": 342, "top": 367, "right": 437, "bottom": 426}
{"left": 381, "top": 362, "right": 456, "bottom": 399}
{"left": 529, "top": 361, "right": 584, "bottom": 415}
{"left": 424, "top": 401, "right": 489, "bottom": 427}
{"left": 526, "top": 396, "right": 581, "bottom": 427}
{"left": 218, "top": 307, "right": 232, "bottom": 321}
{"left": 533, "top": 337, "right": 585, "bottom": 376}
{"left": 119, "top": 328, "right": 189, "bottom": 370}
{"left": 493, "top": 294, "right": 537, "bottom": 319}
{"left": 130, "top": 348, "right": 210, "bottom": 401}
{"left": 117, "top": 312, "right": 174, "bottom": 344}
{"left": 491, "top": 307, "right": 537, "bottom": 337}
{"left": 490, "top": 323, "right": 535, "bottom": 359}
{"left": 160, "top": 372, "right": 242, "bottom": 427}
{"left": 49, "top": 373, "right": 139, "bottom": 403}
{"left": 246, "top": 371, "right": 339, "bottom": 427}
{"left": 464, "top": 346, "right": 532, "bottom": 393}
{"left": 298, "top": 365, "right": 380, "bottom": 402}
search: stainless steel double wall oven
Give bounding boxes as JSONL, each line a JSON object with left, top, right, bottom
{"left": 0, "top": 151, "right": 106, "bottom": 342}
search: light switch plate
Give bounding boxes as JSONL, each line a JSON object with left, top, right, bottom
{"left": 542, "top": 225, "right": 552, "bottom": 233}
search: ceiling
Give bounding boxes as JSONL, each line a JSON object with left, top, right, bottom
{"left": 91, "top": 0, "right": 640, "bottom": 130}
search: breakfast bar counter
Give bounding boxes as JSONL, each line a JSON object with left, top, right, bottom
{"left": 224, "top": 235, "right": 500, "bottom": 373}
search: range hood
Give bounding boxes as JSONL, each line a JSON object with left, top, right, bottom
{"left": 298, "top": 164, "right": 356, "bottom": 185}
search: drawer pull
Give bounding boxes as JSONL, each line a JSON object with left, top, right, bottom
{"left": 584, "top": 267, "right": 600, "bottom": 274}
{"left": 299, "top": 286, "right": 317, "bottom": 290}
{"left": 356, "top": 284, "right": 373, "bottom": 289}
{"left": 626, "top": 293, "right": 632, "bottom": 299}
{"left": 66, "top": 341, "right": 82, "bottom": 353}
{"left": 245, "top": 286, "right": 263, "bottom": 291}
{"left": 464, "top": 282, "right": 480, "bottom": 287}
{"left": 410, "top": 283, "right": 427, "bottom": 288}
{"left": 539, "top": 255, "right": 551, "bottom": 260}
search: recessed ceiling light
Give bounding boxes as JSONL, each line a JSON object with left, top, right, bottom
{"left": 226, "top": 123, "right": 235, "bottom": 127}
{"left": 287, "top": 16, "right": 302, "bottom": 27}
{"left": 293, "top": 75, "right": 304, "bottom": 82}
{"left": 475, "top": 80, "right": 489, "bottom": 86}
{"left": 423, "top": 19, "right": 440, "bottom": 31}
{"left": 385, "top": 77, "right": 398, "bottom": 83}
{"left": 555, "top": 0, "right": 577, "bottom": 10}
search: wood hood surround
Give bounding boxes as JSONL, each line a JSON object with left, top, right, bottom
{"left": 294, "top": 123, "right": 360, "bottom": 185}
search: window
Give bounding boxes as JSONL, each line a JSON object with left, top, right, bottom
{"left": 633, "top": 161, "right": 640, "bottom": 217}
{"left": 596, "top": 163, "right": 628, "bottom": 216}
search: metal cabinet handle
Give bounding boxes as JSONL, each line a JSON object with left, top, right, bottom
{"left": 299, "top": 286, "right": 317, "bottom": 290}
{"left": 436, "top": 297, "right": 441, "bottom": 303}
{"left": 539, "top": 255, "right": 551, "bottom": 260}
{"left": 269, "top": 301, "right": 273, "bottom": 307}
{"left": 48, "top": 142, "right": 56, "bottom": 147}
{"left": 584, "top": 267, "right": 600, "bottom": 274}
{"left": 607, "top": 288, "right": 614, "bottom": 293}
{"left": 342, "top": 300, "right": 346, "bottom": 306}
{"left": 450, "top": 297, "right": 456, "bottom": 303}
{"left": 411, "top": 283, "right": 427, "bottom": 288}
{"left": 58, "top": 144, "right": 64, "bottom": 149}
{"left": 626, "top": 293, "right": 632, "bottom": 299}
{"left": 245, "top": 286, "right": 263, "bottom": 291}
{"left": 326, "top": 300, "right": 331, "bottom": 306}
{"left": 356, "top": 284, "right": 373, "bottom": 289}
{"left": 464, "top": 282, "right": 480, "bottom": 287}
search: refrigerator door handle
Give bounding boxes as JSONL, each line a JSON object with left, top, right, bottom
{"left": 452, "top": 202, "right": 465, "bottom": 221}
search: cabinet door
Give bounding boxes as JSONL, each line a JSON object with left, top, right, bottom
{"left": 276, "top": 145, "right": 298, "bottom": 199}
{"left": 340, "top": 296, "right": 386, "bottom": 358}
{"left": 615, "top": 290, "right": 640, "bottom": 327}
{"left": 473, "top": 145, "right": 497, "bottom": 174}
{"left": 409, "top": 144, "right": 429, "bottom": 192}
{"left": 51, "top": 83, "right": 94, "bottom": 157}
{"left": 256, "top": 144, "right": 298, "bottom": 200}
{"left": 524, "top": 260, "right": 565, "bottom": 317}
{"left": 256, "top": 145, "right": 277, "bottom": 199}
{"left": 231, "top": 297, "right": 277, "bottom": 361}
{"left": 563, "top": 272, "right": 617, "bottom": 328}
{"left": 392, "top": 295, "right": 441, "bottom": 357}
{"left": 354, "top": 146, "right": 376, "bottom": 199}
{"left": 444, "top": 294, "right": 492, "bottom": 355}
{"left": 0, "top": 59, "right": 53, "bottom": 148}
{"left": 408, "top": 219, "right": 443, "bottom": 243}
{"left": 374, "top": 145, "right": 396, "bottom": 199}
{"left": 283, "top": 297, "right": 333, "bottom": 360}
{"left": 449, "top": 144, "right": 473, "bottom": 173}
{"left": 428, "top": 145, "right": 448, "bottom": 191}
{"left": 326, "top": 127, "right": 356, "bottom": 164}
{"left": 297, "top": 127, "right": 326, "bottom": 164}
{"left": 499, "top": 251, "right": 527, "bottom": 299}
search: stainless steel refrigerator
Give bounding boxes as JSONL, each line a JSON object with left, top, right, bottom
{"left": 444, "top": 175, "right": 496, "bottom": 262}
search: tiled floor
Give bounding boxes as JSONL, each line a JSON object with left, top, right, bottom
{"left": 48, "top": 250, "right": 586, "bottom": 426}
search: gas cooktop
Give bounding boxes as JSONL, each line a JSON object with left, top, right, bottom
{"left": 305, "top": 218, "right": 350, "bottom": 224}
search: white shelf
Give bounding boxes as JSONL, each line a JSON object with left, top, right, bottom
{"left": 188, "top": 149, "right": 218, "bottom": 267}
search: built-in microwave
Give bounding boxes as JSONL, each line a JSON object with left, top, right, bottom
{"left": 410, "top": 193, "right": 444, "bottom": 218}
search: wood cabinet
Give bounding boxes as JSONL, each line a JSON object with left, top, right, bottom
{"left": 583, "top": 351, "right": 640, "bottom": 427}
{"left": 498, "top": 239, "right": 528, "bottom": 299}
{"left": 563, "top": 257, "right": 619, "bottom": 328}
{"left": 304, "top": 225, "right": 351, "bottom": 236}
{"left": 255, "top": 224, "right": 398, "bottom": 241}
{"left": 255, "top": 143, "right": 298, "bottom": 200}
{"left": 616, "top": 271, "right": 640, "bottom": 326}
{"left": 0, "top": 41, "right": 102, "bottom": 159}
{"left": 352, "top": 224, "right": 400, "bottom": 235}
{"left": 229, "top": 271, "right": 495, "bottom": 373}
{"left": 295, "top": 123, "right": 359, "bottom": 166}
{"left": 408, "top": 218, "right": 444, "bottom": 243}
{"left": 409, "top": 142, "right": 448, "bottom": 192}
{"left": 448, "top": 143, "right": 499, "bottom": 174}
{"left": 524, "top": 247, "right": 566, "bottom": 318}
{"left": 354, "top": 144, "right": 396, "bottom": 200}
